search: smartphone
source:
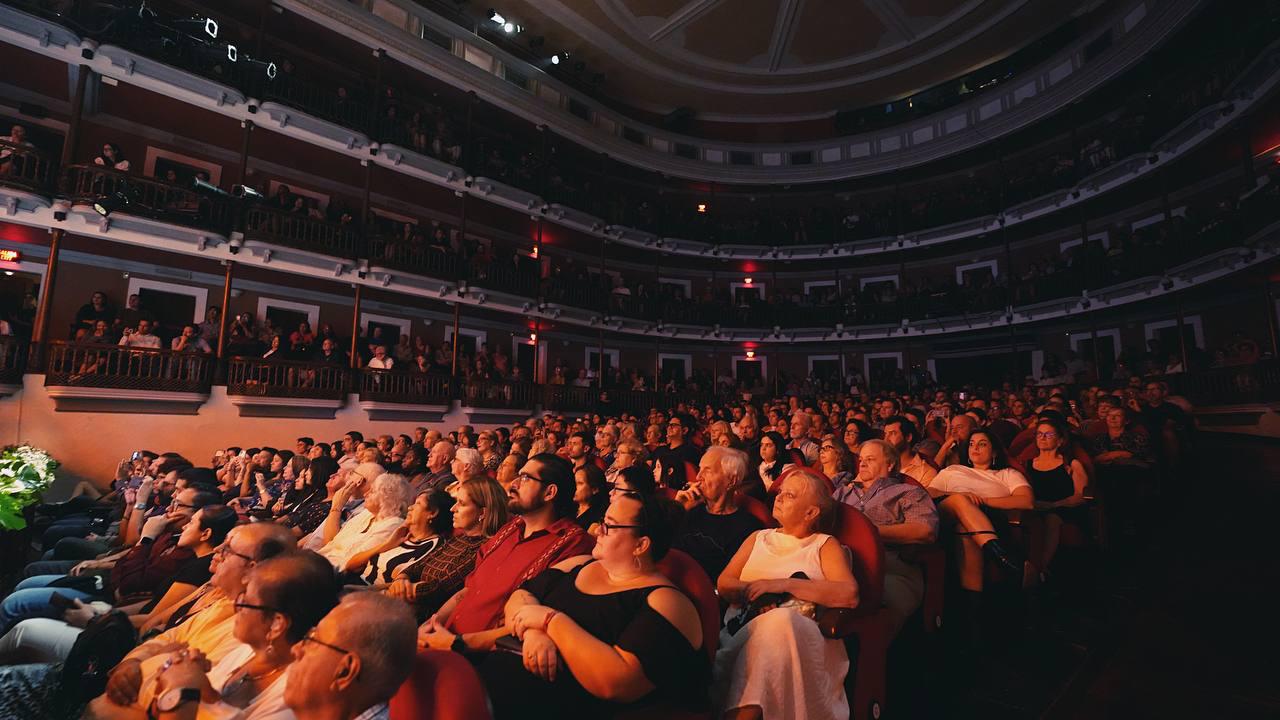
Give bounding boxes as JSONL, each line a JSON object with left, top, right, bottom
{"left": 130, "top": 451, "right": 142, "bottom": 462}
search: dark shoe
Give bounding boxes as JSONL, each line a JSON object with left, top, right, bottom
{"left": 982, "top": 538, "right": 1021, "bottom": 574}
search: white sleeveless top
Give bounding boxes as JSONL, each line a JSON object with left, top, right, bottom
{"left": 739, "top": 529, "right": 833, "bottom": 583}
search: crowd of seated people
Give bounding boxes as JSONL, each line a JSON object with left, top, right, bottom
{"left": 0, "top": 363, "right": 1200, "bottom": 718}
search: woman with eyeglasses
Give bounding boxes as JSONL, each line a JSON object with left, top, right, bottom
{"left": 386, "top": 476, "right": 510, "bottom": 619}
{"left": 817, "top": 434, "right": 856, "bottom": 487}
{"left": 604, "top": 440, "right": 646, "bottom": 486}
{"left": 928, "top": 431, "right": 1033, "bottom": 604}
{"left": 842, "top": 419, "right": 873, "bottom": 457}
{"left": 1026, "top": 417, "right": 1088, "bottom": 584}
{"left": 477, "top": 432, "right": 502, "bottom": 474}
{"left": 481, "top": 491, "right": 707, "bottom": 719}
{"left": 148, "top": 553, "right": 338, "bottom": 720}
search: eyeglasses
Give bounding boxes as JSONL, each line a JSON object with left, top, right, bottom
{"left": 217, "top": 545, "right": 254, "bottom": 563}
{"left": 1036, "top": 431, "right": 1058, "bottom": 439}
{"left": 299, "top": 629, "right": 353, "bottom": 657}
{"left": 596, "top": 521, "right": 645, "bottom": 536}
{"left": 820, "top": 445, "right": 836, "bottom": 451}
{"left": 511, "top": 472, "right": 544, "bottom": 487}
{"left": 170, "top": 500, "right": 198, "bottom": 510}
{"left": 234, "top": 592, "right": 280, "bottom": 615}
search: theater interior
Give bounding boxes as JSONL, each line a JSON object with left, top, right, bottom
{"left": 0, "top": 0, "right": 1278, "bottom": 718}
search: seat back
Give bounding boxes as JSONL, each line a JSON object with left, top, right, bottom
{"left": 833, "top": 503, "right": 886, "bottom": 614}
{"left": 738, "top": 494, "right": 776, "bottom": 528}
{"left": 389, "top": 649, "right": 493, "bottom": 720}
{"left": 656, "top": 548, "right": 721, "bottom": 662}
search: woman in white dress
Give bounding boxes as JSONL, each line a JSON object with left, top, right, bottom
{"left": 714, "top": 470, "right": 859, "bottom": 720}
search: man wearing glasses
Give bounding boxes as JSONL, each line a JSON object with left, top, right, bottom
{"left": 417, "top": 453, "right": 592, "bottom": 654}
{"left": 83, "top": 522, "right": 296, "bottom": 716}
{"left": 284, "top": 593, "right": 416, "bottom": 720}
{"left": 654, "top": 412, "right": 703, "bottom": 491}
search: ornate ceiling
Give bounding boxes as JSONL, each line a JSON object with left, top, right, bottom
{"left": 486, "top": 0, "right": 1101, "bottom": 121}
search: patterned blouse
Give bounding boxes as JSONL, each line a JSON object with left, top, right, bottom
{"left": 396, "top": 534, "right": 486, "bottom": 618}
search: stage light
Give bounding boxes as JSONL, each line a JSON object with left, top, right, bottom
{"left": 266, "top": 62, "right": 277, "bottom": 79}
{"left": 205, "top": 18, "right": 218, "bottom": 38}
{"left": 231, "top": 184, "right": 264, "bottom": 201}
{"left": 744, "top": 277, "right": 752, "bottom": 285}
{"left": 93, "top": 191, "right": 130, "bottom": 217}
{"left": 226, "top": 44, "right": 238, "bottom": 62}
{"left": 696, "top": 203, "right": 707, "bottom": 213}
{"left": 746, "top": 350, "right": 755, "bottom": 359}
{"left": 530, "top": 332, "right": 537, "bottom": 342}
{"left": 192, "top": 177, "right": 228, "bottom": 196}
{"left": 503, "top": 22, "right": 517, "bottom": 33}
{"left": 489, "top": 10, "right": 506, "bottom": 25}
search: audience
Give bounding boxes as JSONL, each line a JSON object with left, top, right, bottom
{"left": 0, "top": 367, "right": 1202, "bottom": 719}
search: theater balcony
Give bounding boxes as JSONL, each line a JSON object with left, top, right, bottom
{"left": 41, "top": 340, "right": 213, "bottom": 413}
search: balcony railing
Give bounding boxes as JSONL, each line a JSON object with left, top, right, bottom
{"left": 0, "top": 336, "right": 28, "bottom": 385}
{"left": 1167, "top": 360, "right": 1280, "bottom": 406}
{"left": 0, "top": 141, "right": 54, "bottom": 194}
{"left": 458, "top": 379, "right": 538, "bottom": 409}
{"left": 226, "top": 356, "right": 349, "bottom": 400}
{"left": 367, "top": 236, "right": 462, "bottom": 279}
{"left": 243, "top": 206, "right": 361, "bottom": 258}
{"left": 63, "top": 165, "right": 232, "bottom": 230}
{"left": 43, "top": 341, "right": 214, "bottom": 393}
{"left": 358, "top": 369, "right": 451, "bottom": 404}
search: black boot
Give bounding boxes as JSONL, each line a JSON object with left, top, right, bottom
{"left": 982, "top": 538, "right": 1022, "bottom": 575}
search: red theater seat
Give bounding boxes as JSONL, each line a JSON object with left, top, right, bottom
{"left": 389, "top": 650, "right": 493, "bottom": 720}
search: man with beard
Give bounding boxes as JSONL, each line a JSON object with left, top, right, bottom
{"left": 416, "top": 454, "right": 592, "bottom": 654}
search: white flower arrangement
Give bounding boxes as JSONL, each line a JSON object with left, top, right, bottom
{"left": 0, "top": 444, "right": 58, "bottom": 530}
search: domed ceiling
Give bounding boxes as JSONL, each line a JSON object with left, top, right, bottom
{"left": 485, "top": 0, "right": 1101, "bottom": 122}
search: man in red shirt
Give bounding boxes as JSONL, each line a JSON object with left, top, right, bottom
{"left": 418, "top": 453, "right": 592, "bottom": 654}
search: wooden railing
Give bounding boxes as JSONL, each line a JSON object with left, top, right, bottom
{"left": 1166, "top": 360, "right": 1280, "bottom": 405}
{"left": 366, "top": 236, "right": 462, "bottom": 278}
{"left": 359, "top": 369, "right": 452, "bottom": 404}
{"left": 458, "top": 379, "right": 539, "bottom": 409}
{"left": 62, "top": 165, "right": 232, "bottom": 230}
{"left": 243, "top": 206, "right": 361, "bottom": 258}
{"left": 0, "top": 141, "right": 55, "bottom": 194}
{"left": 226, "top": 356, "right": 349, "bottom": 400}
{"left": 43, "top": 340, "right": 214, "bottom": 393}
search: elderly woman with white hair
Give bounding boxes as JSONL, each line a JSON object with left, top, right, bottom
{"left": 714, "top": 468, "right": 858, "bottom": 720}
{"left": 452, "top": 447, "right": 485, "bottom": 483}
{"left": 316, "top": 472, "right": 413, "bottom": 570}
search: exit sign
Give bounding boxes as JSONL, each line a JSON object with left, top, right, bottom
{"left": 0, "top": 248, "right": 20, "bottom": 271}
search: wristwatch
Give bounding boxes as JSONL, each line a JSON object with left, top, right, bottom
{"left": 156, "top": 687, "right": 201, "bottom": 712}
{"left": 450, "top": 634, "right": 467, "bottom": 653}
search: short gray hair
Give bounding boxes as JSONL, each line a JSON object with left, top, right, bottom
{"left": 704, "top": 445, "right": 748, "bottom": 484}
{"left": 431, "top": 439, "right": 456, "bottom": 460}
{"left": 368, "top": 473, "right": 412, "bottom": 518}
{"left": 859, "top": 439, "right": 900, "bottom": 475}
{"left": 332, "top": 593, "right": 416, "bottom": 704}
{"left": 454, "top": 447, "right": 482, "bottom": 470}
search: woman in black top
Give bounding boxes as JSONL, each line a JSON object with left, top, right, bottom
{"left": 482, "top": 492, "right": 708, "bottom": 719}
{"left": 278, "top": 456, "right": 340, "bottom": 536}
{"left": 1026, "top": 416, "right": 1088, "bottom": 583}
